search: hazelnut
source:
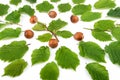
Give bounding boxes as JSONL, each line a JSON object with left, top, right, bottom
{"left": 74, "top": 32, "right": 84, "bottom": 41}
{"left": 49, "top": 39, "right": 58, "bottom": 48}
{"left": 48, "top": 11, "right": 57, "bottom": 18}
{"left": 24, "top": 30, "right": 34, "bottom": 39}
{"left": 70, "top": 15, "right": 79, "bottom": 23}
{"left": 30, "top": 16, "right": 38, "bottom": 24}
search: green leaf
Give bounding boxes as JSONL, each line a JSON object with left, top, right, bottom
{"left": 81, "top": 12, "right": 101, "bottom": 22}
{"left": 92, "top": 29, "right": 112, "bottom": 41}
{"left": 26, "top": 0, "right": 36, "bottom": 3}
{"left": 31, "top": 46, "right": 50, "bottom": 65}
{"left": 0, "top": 41, "right": 28, "bottom": 62}
{"left": 111, "top": 27, "right": 120, "bottom": 41}
{"left": 19, "top": 5, "right": 35, "bottom": 16}
{"left": 51, "top": 0, "right": 60, "bottom": 2}
{"left": 0, "top": 23, "right": 6, "bottom": 29}
{"left": 56, "top": 30, "right": 73, "bottom": 38}
{"left": 86, "top": 62, "right": 109, "bottom": 80}
{"left": 94, "top": 0, "right": 116, "bottom": 9}
{"left": 0, "top": 4, "right": 9, "bottom": 16}
{"left": 58, "top": 3, "right": 71, "bottom": 12}
{"left": 94, "top": 20, "right": 115, "bottom": 31}
{"left": 107, "top": 7, "right": 120, "bottom": 18}
{"left": 40, "top": 62, "right": 59, "bottom": 80}
{"left": 79, "top": 41, "right": 105, "bottom": 62}
{"left": 32, "top": 22, "right": 46, "bottom": 31}
{"left": 55, "top": 46, "right": 80, "bottom": 70}
{"left": 36, "top": 1, "right": 54, "bottom": 12}
{"left": 72, "top": 0, "right": 85, "bottom": 4}
{"left": 5, "top": 10, "right": 21, "bottom": 23}
{"left": 37, "top": 33, "right": 52, "bottom": 42}
{"left": 48, "top": 19, "right": 68, "bottom": 31}
{"left": 3, "top": 59, "right": 27, "bottom": 77}
{"left": 105, "top": 41, "right": 120, "bottom": 65}
{"left": 72, "top": 4, "right": 91, "bottom": 15}
{"left": 0, "top": 28, "right": 21, "bottom": 40}
{"left": 10, "top": 0, "right": 21, "bottom": 5}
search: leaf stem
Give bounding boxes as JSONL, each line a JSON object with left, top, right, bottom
{"left": 44, "top": 26, "right": 59, "bottom": 42}
{"left": 7, "top": 22, "right": 22, "bottom": 26}
{"left": 84, "top": 28, "right": 111, "bottom": 32}
{"left": 0, "top": 20, "right": 22, "bottom": 26}
{"left": 48, "top": 30, "right": 59, "bottom": 42}
{"left": 116, "top": 24, "right": 120, "bottom": 27}
{"left": 27, "top": 43, "right": 31, "bottom": 45}
{"left": 84, "top": 28, "right": 93, "bottom": 31}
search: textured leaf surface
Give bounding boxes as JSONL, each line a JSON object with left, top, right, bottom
{"left": 31, "top": 46, "right": 50, "bottom": 65}
{"left": 5, "top": 10, "right": 21, "bottom": 23}
{"left": 40, "top": 62, "right": 59, "bottom": 80}
{"left": 107, "top": 7, "right": 120, "bottom": 18}
{"left": 72, "top": 4, "right": 91, "bottom": 15}
{"left": 72, "top": 0, "right": 85, "bottom": 4}
{"left": 26, "top": 0, "right": 36, "bottom": 3}
{"left": 111, "top": 27, "right": 120, "bottom": 41}
{"left": 105, "top": 41, "right": 120, "bottom": 65}
{"left": 79, "top": 41, "right": 105, "bottom": 62}
{"left": 55, "top": 46, "right": 80, "bottom": 70}
{"left": 81, "top": 12, "right": 101, "bottom": 22}
{"left": 0, "top": 41, "right": 28, "bottom": 62}
{"left": 37, "top": 33, "right": 52, "bottom": 42}
{"left": 3, "top": 59, "right": 27, "bottom": 77}
{"left": 94, "top": 0, "right": 116, "bottom": 9}
{"left": 58, "top": 3, "right": 71, "bottom": 12}
{"left": 48, "top": 19, "right": 67, "bottom": 31}
{"left": 94, "top": 20, "right": 115, "bottom": 31}
{"left": 51, "top": 0, "right": 60, "bottom": 2}
{"left": 92, "top": 29, "right": 112, "bottom": 41}
{"left": 32, "top": 22, "right": 46, "bottom": 31}
{"left": 0, "top": 28, "right": 21, "bottom": 40}
{"left": 86, "top": 63, "right": 109, "bottom": 80}
{"left": 0, "top": 4, "right": 9, "bottom": 16}
{"left": 19, "top": 5, "right": 35, "bottom": 16}
{"left": 36, "top": 1, "right": 54, "bottom": 12}
{"left": 10, "top": 0, "right": 21, "bottom": 5}
{"left": 56, "top": 30, "right": 73, "bottom": 38}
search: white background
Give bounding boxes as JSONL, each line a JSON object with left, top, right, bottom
{"left": 0, "top": 0, "right": 120, "bottom": 80}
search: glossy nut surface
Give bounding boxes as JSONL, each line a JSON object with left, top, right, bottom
{"left": 48, "top": 11, "right": 57, "bottom": 18}
{"left": 30, "top": 16, "right": 38, "bottom": 24}
{"left": 74, "top": 32, "right": 84, "bottom": 41}
{"left": 70, "top": 15, "right": 79, "bottom": 23}
{"left": 24, "top": 30, "right": 34, "bottom": 39}
{"left": 49, "top": 39, "right": 58, "bottom": 48}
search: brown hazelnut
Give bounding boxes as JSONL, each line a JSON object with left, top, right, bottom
{"left": 30, "top": 16, "right": 38, "bottom": 24}
{"left": 74, "top": 32, "right": 84, "bottom": 41}
{"left": 49, "top": 39, "right": 58, "bottom": 48}
{"left": 24, "top": 30, "right": 34, "bottom": 39}
{"left": 70, "top": 15, "right": 79, "bottom": 23}
{"left": 48, "top": 11, "right": 57, "bottom": 18}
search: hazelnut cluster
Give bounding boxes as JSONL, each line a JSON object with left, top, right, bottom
{"left": 24, "top": 11, "right": 83, "bottom": 48}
